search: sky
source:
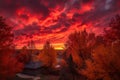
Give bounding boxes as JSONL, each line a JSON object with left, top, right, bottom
{"left": 0, "top": 0, "right": 120, "bottom": 50}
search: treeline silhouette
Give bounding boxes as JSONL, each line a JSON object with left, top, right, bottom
{"left": 0, "top": 14, "right": 120, "bottom": 80}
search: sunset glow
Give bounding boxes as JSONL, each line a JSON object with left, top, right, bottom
{"left": 0, "top": 0, "right": 120, "bottom": 49}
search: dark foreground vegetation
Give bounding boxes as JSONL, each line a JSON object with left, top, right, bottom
{"left": 0, "top": 14, "right": 120, "bottom": 80}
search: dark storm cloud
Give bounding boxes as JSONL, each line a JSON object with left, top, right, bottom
{"left": 19, "top": 14, "right": 29, "bottom": 20}
{"left": 56, "top": 27, "right": 68, "bottom": 33}
{"left": 14, "top": 22, "right": 41, "bottom": 36}
{"left": 82, "top": 0, "right": 94, "bottom": 3}
{"left": 0, "top": 0, "right": 120, "bottom": 48}
{"left": 72, "top": 13, "right": 82, "bottom": 22}
{"left": 22, "top": 0, "right": 50, "bottom": 17}
{"left": 0, "top": 0, "right": 120, "bottom": 27}
{"left": 72, "top": 0, "right": 120, "bottom": 27}
{"left": 0, "top": 0, "right": 21, "bottom": 16}
{"left": 42, "top": 23, "right": 69, "bottom": 33}
{"left": 40, "top": 13, "right": 72, "bottom": 33}
{"left": 0, "top": 0, "right": 50, "bottom": 17}
{"left": 1, "top": 0, "right": 119, "bottom": 30}
{"left": 41, "top": 0, "right": 68, "bottom": 8}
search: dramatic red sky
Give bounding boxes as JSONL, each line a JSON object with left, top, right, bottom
{"left": 0, "top": 0, "right": 120, "bottom": 49}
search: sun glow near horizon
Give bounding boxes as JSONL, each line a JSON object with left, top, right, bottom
{"left": 16, "top": 43, "right": 65, "bottom": 50}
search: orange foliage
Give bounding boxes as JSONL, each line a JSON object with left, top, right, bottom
{"left": 0, "top": 16, "right": 23, "bottom": 79}
{"left": 82, "top": 41, "right": 120, "bottom": 80}
{"left": 81, "top": 15, "right": 120, "bottom": 80}
{"left": 0, "top": 50, "right": 23, "bottom": 79}
{"left": 104, "top": 14, "right": 120, "bottom": 43}
{"left": 65, "top": 30, "right": 103, "bottom": 69}
{"left": 17, "top": 46, "right": 31, "bottom": 64}
{"left": 0, "top": 17, "right": 13, "bottom": 49}
{"left": 60, "top": 29, "right": 105, "bottom": 80}
{"left": 38, "top": 41, "right": 57, "bottom": 69}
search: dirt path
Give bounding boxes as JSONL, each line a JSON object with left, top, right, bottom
{"left": 16, "top": 73, "right": 40, "bottom": 80}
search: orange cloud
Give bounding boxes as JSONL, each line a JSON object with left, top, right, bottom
{"left": 0, "top": 0, "right": 120, "bottom": 49}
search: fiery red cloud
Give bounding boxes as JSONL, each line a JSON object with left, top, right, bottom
{"left": 0, "top": 0, "right": 120, "bottom": 49}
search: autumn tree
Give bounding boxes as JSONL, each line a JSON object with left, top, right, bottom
{"left": 0, "top": 16, "right": 23, "bottom": 79}
{"left": 38, "top": 41, "right": 57, "bottom": 69}
{"left": 59, "top": 30, "right": 104, "bottom": 80}
{"left": 66, "top": 30, "right": 103, "bottom": 69}
{"left": 104, "top": 14, "right": 120, "bottom": 43}
{"left": 82, "top": 15, "right": 120, "bottom": 80}
{"left": 82, "top": 41, "right": 120, "bottom": 80}
{"left": 17, "top": 46, "right": 31, "bottom": 64}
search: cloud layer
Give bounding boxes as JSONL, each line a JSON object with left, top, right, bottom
{"left": 0, "top": 0, "right": 120, "bottom": 49}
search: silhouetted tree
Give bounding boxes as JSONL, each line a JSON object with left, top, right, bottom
{"left": 38, "top": 41, "right": 57, "bottom": 69}
{"left": 0, "top": 16, "right": 23, "bottom": 79}
{"left": 104, "top": 14, "right": 120, "bottom": 43}
{"left": 82, "top": 41, "right": 120, "bottom": 80}
{"left": 0, "top": 17, "right": 13, "bottom": 49}
{"left": 17, "top": 46, "right": 31, "bottom": 64}
{"left": 60, "top": 30, "right": 104, "bottom": 80}
{"left": 59, "top": 54, "right": 81, "bottom": 80}
{"left": 66, "top": 30, "right": 103, "bottom": 69}
{"left": 82, "top": 15, "right": 120, "bottom": 80}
